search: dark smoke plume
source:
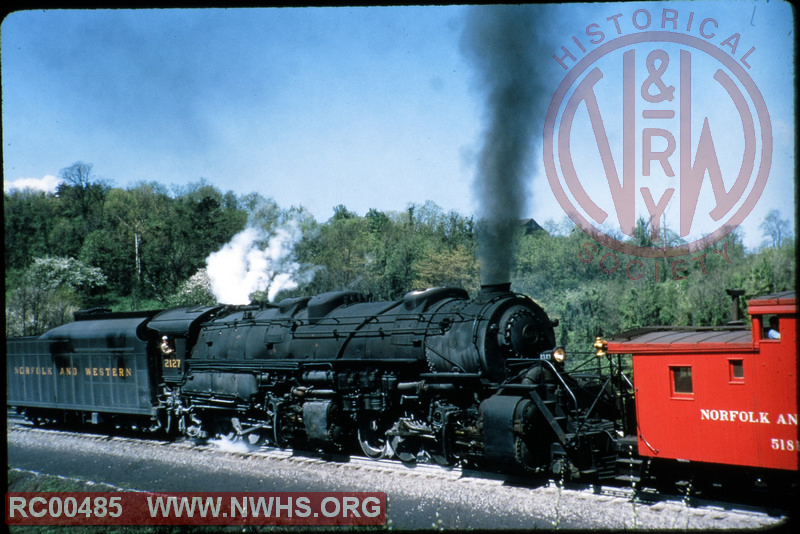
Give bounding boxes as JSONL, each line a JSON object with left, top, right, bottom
{"left": 461, "top": 5, "right": 554, "bottom": 286}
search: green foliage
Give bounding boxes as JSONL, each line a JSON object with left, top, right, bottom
{"left": 294, "top": 203, "right": 478, "bottom": 300}
{"left": 513, "top": 217, "right": 795, "bottom": 351}
{"left": 6, "top": 165, "right": 251, "bottom": 317}
{"left": 305, "top": 215, "right": 373, "bottom": 291}
{"left": 50, "top": 162, "right": 110, "bottom": 258}
{"left": 23, "top": 256, "right": 107, "bottom": 293}
{"left": 4, "top": 188, "right": 59, "bottom": 273}
{"left": 4, "top": 163, "right": 795, "bottom": 349}
{"left": 413, "top": 243, "right": 479, "bottom": 293}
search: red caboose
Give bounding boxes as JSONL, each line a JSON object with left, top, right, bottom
{"left": 606, "top": 291, "right": 797, "bottom": 473}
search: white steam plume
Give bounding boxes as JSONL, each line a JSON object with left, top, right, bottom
{"left": 206, "top": 219, "right": 304, "bottom": 305}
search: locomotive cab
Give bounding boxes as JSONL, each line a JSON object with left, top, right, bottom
{"left": 146, "top": 305, "right": 224, "bottom": 383}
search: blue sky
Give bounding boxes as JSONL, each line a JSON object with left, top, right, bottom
{"left": 2, "top": 2, "right": 795, "bottom": 251}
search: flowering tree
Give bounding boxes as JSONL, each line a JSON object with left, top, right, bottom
{"left": 5, "top": 256, "right": 106, "bottom": 336}
{"left": 166, "top": 268, "right": 217, "bottom": 307}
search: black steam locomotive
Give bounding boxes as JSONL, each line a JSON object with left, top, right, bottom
{"left": 7, "top": 284, "right": 634, "bottom": 481}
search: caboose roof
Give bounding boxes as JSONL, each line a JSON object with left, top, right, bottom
{"left": 605, "top": 326, "right": 753, "bottom": 354}
{"left": 606, "top": 290, "right": 796, "bottom": 354}
{"left": 747, "top": 290, "right": 795, "bottom": 315}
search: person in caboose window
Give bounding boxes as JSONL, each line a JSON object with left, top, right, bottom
{"left": 767, "top": 316, "right": 781, "bottom": 340}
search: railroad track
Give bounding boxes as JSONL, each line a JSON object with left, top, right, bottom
{"left": 7, "top": 419, "right": 788, "bottom": 524}
{"left": 8, "top": 420, "right": 475, "bottom": 485}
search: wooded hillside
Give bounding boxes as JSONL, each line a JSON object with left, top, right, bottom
{"left": 5, "top": 162, "right": 795, "bottom": 350}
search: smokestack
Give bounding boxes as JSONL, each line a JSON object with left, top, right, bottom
{"left": 726, "top": 288, "right": 746, "bottom": 325}
{"left": 461, "top": 5, "right": 554, "bottom": 286}
{"left": 480, "top": 282, "right": 512, "bottom": 294}
{"left": 476, "top": 282, "right": 513, "bottom": 304}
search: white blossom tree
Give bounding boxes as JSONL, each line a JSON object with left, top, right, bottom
{"left": 5, "top": 256, "right": 107, "bottom": 336}
{"left": 166, "top": 268, "right": 217, "bottom": 306}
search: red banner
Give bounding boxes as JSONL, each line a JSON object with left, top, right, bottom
{"left": 6, "top": 492, "right": 386, "bottom": 526}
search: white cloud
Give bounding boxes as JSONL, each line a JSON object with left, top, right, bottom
{"left": 3, "top": 175, "right": 61, "bottom": 193}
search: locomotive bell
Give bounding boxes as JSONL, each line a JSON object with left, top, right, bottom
{"left": 593, "top": 337, "right": 608, "bottom": 358}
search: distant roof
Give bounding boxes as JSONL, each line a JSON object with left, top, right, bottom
{"left": 520, "top": 218, "right": 548, "bottom": 235}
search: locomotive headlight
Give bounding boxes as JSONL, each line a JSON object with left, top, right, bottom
{"left": 553, "top": 347, "right": 566, "bottom": 363}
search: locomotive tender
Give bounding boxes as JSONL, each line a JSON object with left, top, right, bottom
{"left": 8, "top": 285, "right": 797, "bottom": 489}
{"left": 7, "top": 283, "right": 629, "bottom": 481}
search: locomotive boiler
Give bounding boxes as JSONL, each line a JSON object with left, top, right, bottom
{"left": 8, "top": 284, "right": 631, "bottom": 482}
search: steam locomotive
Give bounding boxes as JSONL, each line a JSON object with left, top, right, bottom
{"left": 8, "top": 284, "right": 797, "bottom": 492}
{"left": 7, "top": 283, "right": 632, "bottom": 482}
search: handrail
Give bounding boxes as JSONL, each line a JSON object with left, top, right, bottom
{"left": 540, "top": 360, "right": 578, "bottom": 410}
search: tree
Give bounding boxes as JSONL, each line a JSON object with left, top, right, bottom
{"left": 87, "top": 181, "right": 249, "bottom": 308}
{"left": 631, "top": 216, "right": 654, "bottom": 248}
{"left": 166, "top": 268, "right": 217, "bottom": 306}
{"left": 365, "top": 208, "right": 390, "bottom": 235}
{"left": 4, "top": 188, "right": 58, "bottom": 273}
{"left": 760, "top": 209, "right": 791, "bottom": 248}
{"left": 362, "top": 209, "right": 422, "bottom": 299}
{"left": 305, "top": 214, "right": 372, "bottom": 291}
{"left": 89, "top": 184, "right": 172, "bottom": 306}
{"left": 332, "top": 204, "right": 357, "bottom": 221}
{"left": 167, "top": 182, "right": 248, "bottom": 290}
{"left": 51, "top": 162, "right": 110, "bottom": 257}
{"left": 413, "top": 243, "right": 479, "bottom": 292}
{"left": 57, "top": 162, "right": 106, "bottom": 217}
{"left": 80, "top": 228, "right": 135, "bottom": 297}
{"left": 6, "top": 256, "right": 107, "bottom": 336}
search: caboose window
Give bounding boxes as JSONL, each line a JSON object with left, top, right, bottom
{"left": 671, "top": 366, "right": 693, "bottom": 395}
{"left": 729, "top": 359, "right": 744, "bottom": 382}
